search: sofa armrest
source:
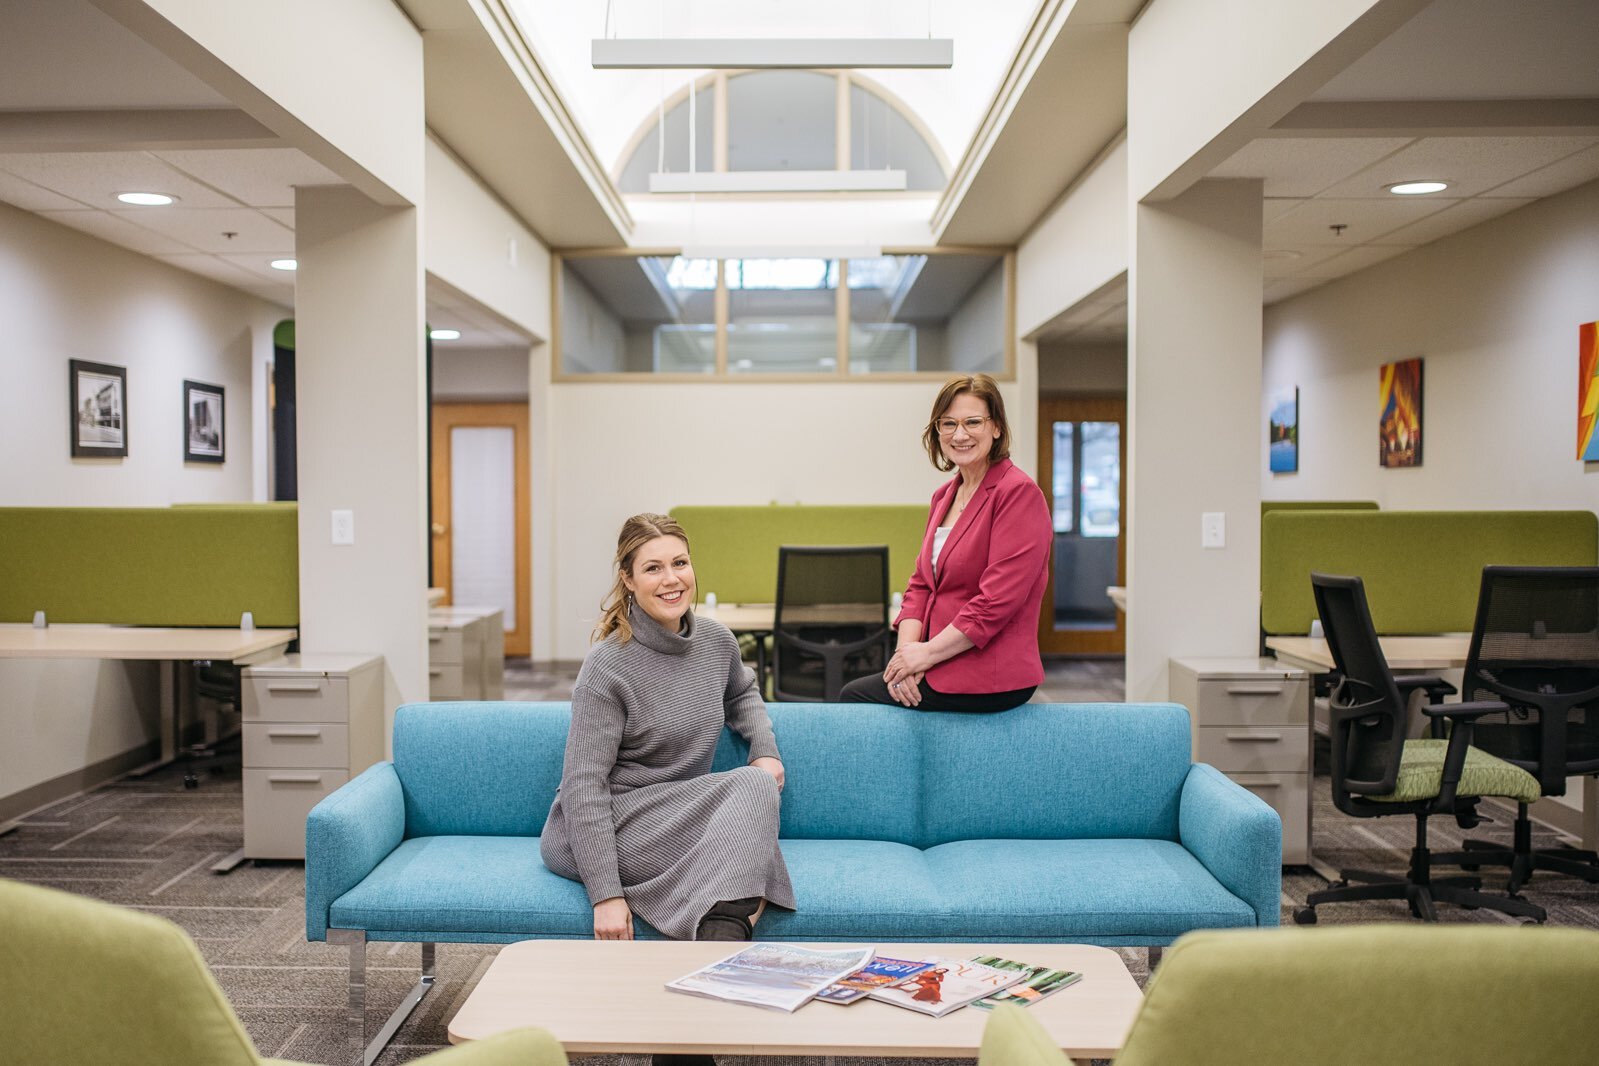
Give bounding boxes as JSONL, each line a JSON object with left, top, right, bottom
{"left": 1178, "top": 764, "right": 1282, "bottom": 927}
{"left": 304, "top": 761, "right": 406, "bottom": 942}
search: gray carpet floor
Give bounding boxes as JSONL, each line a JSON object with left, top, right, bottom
{"left": 4, "top": 658, "right": 1595, "bottom": 1064}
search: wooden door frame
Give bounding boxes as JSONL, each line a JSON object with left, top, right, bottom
{"left": 430, "top": 402, "right": 532, "bottom": 657}
{"left": 1036, "top": 394, "right": 1126, "bottom": 656}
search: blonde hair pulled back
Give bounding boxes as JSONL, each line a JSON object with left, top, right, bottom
{"left": 593, "top": 512, "right": 693, "bottom": 644}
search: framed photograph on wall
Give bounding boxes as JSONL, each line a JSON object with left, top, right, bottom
{"left": 183, "top": 380, "right": 225, "bottom": 463}
{"left": 1268, "top": 385, "right": 1299, "bottom": 473}
{"left": 69, "top": 359, "right": 128, "bottom": 458}
{"left": 1378, "top": 356, "right": 1423, "bottom": 468}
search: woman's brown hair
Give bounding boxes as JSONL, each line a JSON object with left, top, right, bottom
{"left": 920, "top": 373, "right": 1012, "bottom": 472}
{"left": 593, "top": 512, "right": 692, "bottom": 644}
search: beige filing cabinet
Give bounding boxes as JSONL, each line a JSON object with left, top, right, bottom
{"left": 428, "top": 606, "right": 504, "bottom": 700}
{"left": 1169, "top": 657, "right": 1310, "bottom": 865}
{"left": 239, "top": 653, "right": 384, "bottom": 862}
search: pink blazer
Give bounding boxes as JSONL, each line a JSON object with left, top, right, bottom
{"left": 895, "top": 457, "right": 1052, "bottom": 694}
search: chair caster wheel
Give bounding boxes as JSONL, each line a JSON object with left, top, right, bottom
{"left": 1293, "top": 907, "right": 1317, "bottom": 925}
{"left": 183, "top": 775, "right": 199, "bottom": 790}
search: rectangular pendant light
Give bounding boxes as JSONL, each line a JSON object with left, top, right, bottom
{"left": 593, "top": 38, "right": 953, "bottom": 70}
{"left": 649, "top": 170, "right": 907, "bottom": 194}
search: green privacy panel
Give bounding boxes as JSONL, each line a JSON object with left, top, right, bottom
{"left": 1260, "top": 500, "right": 1379, "bottom": 514}
{"left": 1260, "top": 509, "right": 1597, "bottom": 635}
{"left": 0, "top": 505, "right": 298, "bottom": 626}
{"left": 671, "top": 505, "right": 928, "bottom": 604}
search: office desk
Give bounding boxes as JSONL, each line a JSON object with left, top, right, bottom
{"left": 0, "top": 624, "right": 297, "bottom": 778}
{"left": 694, "top": 603, "right": 890, "bottom": 689}
{"left": 1266, "top": 633, "right": 1596, "bottom": 867}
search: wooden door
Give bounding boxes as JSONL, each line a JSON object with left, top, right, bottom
{"left": 1036, "top": 396, "right": 1126, "bottom": 656}
{"left": 430, "top": 403, "right": 531, "bottom": 657}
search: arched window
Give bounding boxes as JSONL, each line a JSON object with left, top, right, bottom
{"left": 614, "top": 71, "right": 947, "bottom": 193}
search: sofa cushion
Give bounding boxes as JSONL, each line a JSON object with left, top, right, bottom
{"left": 394, "top": 704, "right": 570, "bottom": 837}
{"left": 921, "top": 839, "right": 1257, "bottom": 940}
{"left": 329, "top": 836, "right": 636, "bottom": 941}
{"left": 756, "top": 839, "right": 945, "bottom": 940}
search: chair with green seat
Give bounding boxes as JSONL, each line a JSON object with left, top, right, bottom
{"left": 0, "top": 877, "right": 565, "bottom": 1066}
{"left": 977, "top": 925, "right": 1599, "bottom": 1066}
{"left": 1294, "top": 572, "right": 1545, "bottom": 924}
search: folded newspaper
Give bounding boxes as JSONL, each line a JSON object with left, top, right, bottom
{"left": 666, "top": 944, "right": 875, "bottom": 1012}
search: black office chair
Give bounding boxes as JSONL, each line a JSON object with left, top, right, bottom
{"left": 1431, "top": 566, "right": 1599, "bottom": 894}
{"left": 1294, "top": 572, "right": 1545, "bottom": 924}
{"left": 180, "top": 660, "right": 243, "bottom": 789}
{"left": 771, "top": 545, "right": 892, "bottom": 702}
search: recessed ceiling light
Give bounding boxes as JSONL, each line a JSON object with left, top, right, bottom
{"left": 117, "top": 192, "right": 176, "bottom": 206}
{"left": 429, "top": 329, "right": 461, "bottom": 341}
{"left": 1387, "top": 180, "right": 1449, "bottom": 195}
{"left": 269, "top": 258, "right": 297, "bottom": 271}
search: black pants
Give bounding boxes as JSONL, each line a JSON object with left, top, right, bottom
{"left": 838, "top": 673, "right": 1034, "bottom": 713}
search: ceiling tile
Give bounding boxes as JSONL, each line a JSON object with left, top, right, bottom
{"left": 0, "top": 168, "right": 86, "bottom": 210}
{"left": 1317, "top": 136, "right": 1599, "bottom": 199}
{"left": 215, "top": 251, "right": 300, "bottom": 282}
{"left": 110, "top": 206, "right": 293, "bottom": 254}
{"left": 36, "top": 208, "right": 196, "bottom": 255}
{"left": 1262, "top": 244, "right": 1349, "bottom": 278}
{"left": 1263, "top": 276, "right": 1328, "bottom": 305}
{"left": 154, "top": 148, "right": 342, "bottom": 208}
{"left": 0, "top": 151, "right": 238, "bottom": 208}
{"left": 1266, "top": 197, "right": 1453, "bottom": 246}
{"left": 1211, "top": 137, "right": 1413, "bottom": 197}
{"left": 1372, "top": 196, "right": 1535, "bottom": 247}
{"left": 1483, "top": 142, "right": 1599, "bottom": 199}
{"left": 1295, "top": 243, "right": 1412, "bottom": 279}
{"left": 155, "top": 252, "right": 275, "bottom": 287}
{"left": 259, "top": 207, "right": 295, "bottom": 227}
{"left": 1263, "top": 198, "right": 1304, "bottom": 223}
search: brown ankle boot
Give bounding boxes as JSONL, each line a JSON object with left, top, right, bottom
{"left": 695, "top": 896, "right": 760, "bottom": 941}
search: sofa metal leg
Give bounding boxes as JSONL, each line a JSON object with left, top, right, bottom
{"left": 329, "top": 932, "right": 438, "bottom": 1066}
{"left": 1147, "top": 945, "right": 1162, "bottom": 970}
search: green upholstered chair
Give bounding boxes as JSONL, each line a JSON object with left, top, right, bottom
{"left": 0, "top": 878, "right": 564, "bottom": 1066}
{"left": 978, "top": 926, "right": 1599, "bottom": 1066}
{"left": 1296, "top": 573, "right": 1545, "bottom": 924}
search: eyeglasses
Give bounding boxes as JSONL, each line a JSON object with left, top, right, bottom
{"left": 934, "top": 416, "right": 991, "bottom": 437}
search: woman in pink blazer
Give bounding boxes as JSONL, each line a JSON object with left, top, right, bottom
{"left": 840, "top": 374, "right": 1052, "bottom": 712}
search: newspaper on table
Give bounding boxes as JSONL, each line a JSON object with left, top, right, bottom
{"left": 666, "top": 944, "right": 875, "bottom": 1012}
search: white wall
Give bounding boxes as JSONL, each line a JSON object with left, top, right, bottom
{"left": 947, "top": 262, "right": 1006, "bottom": 373}
{"left": 0, "top": 202, "right": 285, "bottom": 811}
{"left": 537, "top": 377, "right": 1030, "bottom": 661}
{"left": 432, "top": 347, "right": 532, "bottom": 402}
{"left": 1017, "top": 137, "right": 1127, "bottom": 337}
{"left": 559, "top": 268, "right": 625, "bottom": 373}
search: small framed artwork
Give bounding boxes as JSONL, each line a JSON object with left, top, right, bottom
{"left": 1580, "top": 320, "right": 1598, "bottom": 461}
{"left": 1378, "top": 356, "right": 1424, "bottom": 468}
{"left": 183, "top": 380, "right": 225, "bottom": 463}
{"left": 1268, "top": 385, "right": 1299, "bottom": 474}
{"left": 69, "top": 359, "right": 128, "bottom": 458}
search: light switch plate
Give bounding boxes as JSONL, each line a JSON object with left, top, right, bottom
{"left": 331, "top": 509, "right": 355, "bottom": 546}
{"left": 1201, "top": 511, "right": 1225, "bottom": 549}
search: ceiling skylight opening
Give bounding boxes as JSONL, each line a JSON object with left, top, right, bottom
{"left": 1386, "top": 180, "right": 1449, "bottom": 196}
{"left": 116, "top": 192, "right": 176, "bottom": 206}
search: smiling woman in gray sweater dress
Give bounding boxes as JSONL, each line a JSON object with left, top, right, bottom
{"left": 540, "top": 512, "right": 795, "bottom": 943}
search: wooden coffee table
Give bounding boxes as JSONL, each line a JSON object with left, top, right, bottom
{"left": 448, "top": 940, "right": 1143, "bottom": 1059}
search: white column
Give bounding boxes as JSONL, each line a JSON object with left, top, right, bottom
{"left": 294, "top": 185, "right": 427, "bottom": 747}
{"left": 1125, "top": 179, "right": 1263, "bottom": 700}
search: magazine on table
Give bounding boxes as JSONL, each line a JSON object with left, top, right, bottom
{"left": 968, "top": 955, "right": 1083, "bottom": 1010}
{"left": 666, "top": 944, "right": 874, "bottom": 1012}
{"left": 816, "top": 956, "right": 935, "bottom": 1004}
{"left": 867, "top": 956, "right": 1028, "bottom": 1017}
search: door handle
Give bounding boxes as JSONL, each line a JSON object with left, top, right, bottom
{"left": 431, "top": 522, "right": 447, "bottom": 536}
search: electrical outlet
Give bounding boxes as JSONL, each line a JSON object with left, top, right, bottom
{"left": 1201, "top": 511, "right": 1225, "bottom": 549}
{"left": 331, "top": 509, "right": 355, "bottom": 546}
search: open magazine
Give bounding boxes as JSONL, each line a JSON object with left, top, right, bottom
{"left": 816, "top": 956, "right": 934, "bottom": 1004}
{"left": 867, "top": 956, "right": 1028, "bottom": 1017}
{"left": 666, "top": 944, "right": 874, "bottom": 1012}
{"left": 968, "top": 955, "right": 1083, "bottom": 1010}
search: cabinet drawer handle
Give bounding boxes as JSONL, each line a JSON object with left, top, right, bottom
{"left": 266, "top": 728, "right": 323, "bottom": 738}
{"left": 265, "top": 682, "right": 322, "bottom": 693}
{"left": 1238, "top": 780, "right": 1282, "bottom": 789}
{"left": 1225, "top": 732, "right": 1284, "bottom": 742}
{"left": 429, "top": 669, "right": 444, "bottom": 677}
{"left": 429, "top": 635, "right": 444, "bottom": 643}
{"left": 1225, "top": 685, "right": 1284, "bottom": 695}
{"left": 267, "top": 773, "right": 323, "bottom": 784}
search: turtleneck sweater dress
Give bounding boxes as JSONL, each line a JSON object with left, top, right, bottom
{"left": 540, "top": 604, "right": 796, "bottom": 940}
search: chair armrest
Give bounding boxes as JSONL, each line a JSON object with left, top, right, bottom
{"left": 1421, "top": 699, "right": 1510, "bottom": 720}
{"left": 304, "top": 762, "right": 406, "bottom": 942}
{"left": 1396, "top": 673, "right": 1456, "bottom": 699}
{"left": 410, "top": 1028, "right": 569, "bottom": 1066}
{"left": 1178, "top": 764, "right": 1282, "bottom": 928}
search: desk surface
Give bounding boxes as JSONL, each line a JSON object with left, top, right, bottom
{"left": 695, "top": 603, "right": 891, "bottom": 632}
{"left": 0, "top": 625, "right": 297, "bottom": 662}
{"left": 449, "top": 939, "right": 1141, "bottom": 1059}
{"left": 1266, "top": 634, "right": 1470, "bottom": 673}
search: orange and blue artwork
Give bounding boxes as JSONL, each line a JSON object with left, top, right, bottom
{"left": 1378, "top": 357, "right": 1423, "bottom": 468}
{"left": 1581, "top": 321, "right": 1599, "bottom": 461}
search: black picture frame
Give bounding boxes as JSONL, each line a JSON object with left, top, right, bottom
{"left": 69, "top": 359, "right": 128, "bottom": 458}
{"left": 183, "top": 380, "right": 225, "bottom": 463}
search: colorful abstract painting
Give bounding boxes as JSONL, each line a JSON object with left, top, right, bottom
{"left": 1269, "top": 386, "right": 1298, "bottom": 473}
{"left": 1581, "top": 321, "right": 1599, "bottom": 461}
{"left": 1378, "top": 357, "right": 1423, "bottom": 468}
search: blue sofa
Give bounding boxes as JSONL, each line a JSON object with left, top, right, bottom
{"left": 306, "top": 701, "right": 1280, "bottom": 1057}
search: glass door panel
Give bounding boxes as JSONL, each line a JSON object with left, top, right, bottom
{"left": 1038, "top": 399, "right": 1125, "bottom": 655}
